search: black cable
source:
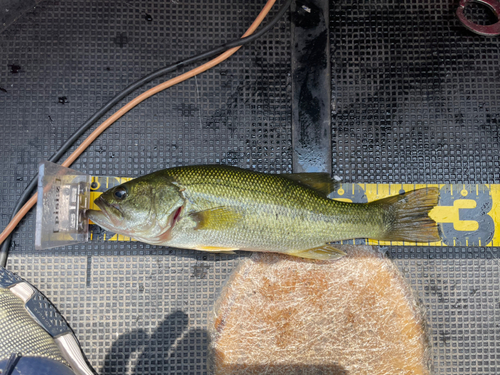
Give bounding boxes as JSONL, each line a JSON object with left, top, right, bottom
{"left": 4, "top": 353, "right": 21, "bottom": 375}
{"left": 0, "top": 0, "right": 292, "bottom": 267}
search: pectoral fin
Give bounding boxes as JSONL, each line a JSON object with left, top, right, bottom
{"left": 288, "top": 245, "right": 346, "bottom": 260}
{"left": 190, "top": 207, "right": 242, "bottom": 230}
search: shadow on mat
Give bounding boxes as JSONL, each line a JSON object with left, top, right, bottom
{"left": 101, "top": 310, "right": 210, "bottom": 374}
{"left": 101, "top": 310, "right": 349, "bottom": 374}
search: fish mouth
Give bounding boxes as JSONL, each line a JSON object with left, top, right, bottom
{"left": 87, "top": 196, "right": 124, "bottom": 230}
{"left": 95, "top": 196, "right": 123, "bottom": 215}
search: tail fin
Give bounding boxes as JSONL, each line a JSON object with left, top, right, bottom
{"left": 373, "top": 188, "right": 440, "bottom": 243}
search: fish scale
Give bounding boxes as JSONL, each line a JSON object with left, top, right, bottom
{"left": 163, "top": 167, "right": 341, "bottom": 251}
{"left": 159, "top": 166, "right": 380, "bottom": 251}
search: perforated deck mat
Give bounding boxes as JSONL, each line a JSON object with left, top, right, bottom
{"left": 0, "top": 0, "right": 499, "bottom": 374}
{"left": 330, "top": 0, "right": 500, "bottom": 373}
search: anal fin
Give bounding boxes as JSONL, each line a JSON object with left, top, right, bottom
{"left": 288, "top": 244, "right": 346, "bottom": 260}
{"left": 193, "top": 245, "right": 239, "bottom": 254}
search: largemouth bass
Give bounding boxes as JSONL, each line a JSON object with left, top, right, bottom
{"left": 86, "top": 165, "right": 440, "bottom": 260}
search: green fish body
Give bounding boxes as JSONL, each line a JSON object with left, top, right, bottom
{"left": 87, "top": 165, "right": 440, "bottom": 260}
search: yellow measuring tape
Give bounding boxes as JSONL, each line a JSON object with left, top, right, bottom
{"left": 88, "top": 176, "right": 500, "bottom": 247}
{"left": 331, "top": 183, "right": 499, "bottom": 247}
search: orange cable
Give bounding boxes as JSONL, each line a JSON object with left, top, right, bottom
{"left": 0, "top": 0, "right": 276, "bottom": 246}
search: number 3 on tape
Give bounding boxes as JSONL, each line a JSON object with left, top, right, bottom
{"left": 438, "top": 184, "right": 495, "bottom": 247}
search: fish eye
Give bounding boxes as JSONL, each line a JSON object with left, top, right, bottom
{"left": 114, "top": 187, "right": 128, "bottom": 200}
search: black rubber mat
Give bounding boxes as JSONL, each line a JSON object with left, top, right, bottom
{"left": 331, "top": 1, "right": 500, "bottom": 184}
{"left": 1, "top": 0, "right": 499, "bottom": 374}
{"left": 331, "top": 1, "right": 500, "bottom": 373}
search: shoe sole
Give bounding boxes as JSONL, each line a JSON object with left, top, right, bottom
{"left": 1, "top": 266, "right": 96, "bottom": 375}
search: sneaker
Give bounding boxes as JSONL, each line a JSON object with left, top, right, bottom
{"left": 0, "top": 265, "right": 96, "bottom": 375}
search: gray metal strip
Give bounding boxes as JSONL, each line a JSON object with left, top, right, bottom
{"left": 291, "top": 0, "right": 332, "bottom": 173}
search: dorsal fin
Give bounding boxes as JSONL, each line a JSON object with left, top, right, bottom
{"left": 280, "top": 173, "right": 339, "bottom": 196}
